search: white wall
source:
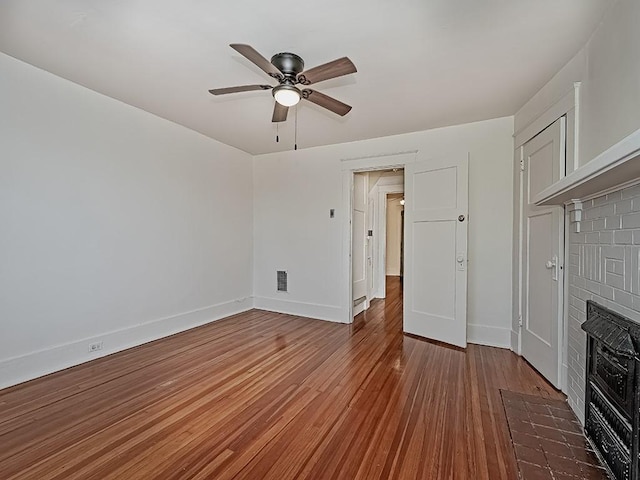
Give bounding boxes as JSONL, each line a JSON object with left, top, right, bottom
{"left": 513, "top": 51, "right": 585, "bottom": 136}
{"left": 0, "top": 53, "right": 254, "bottom": 388}
{"left": 253, "top": 116, "right": 514, "bottom": 348}
{"left": 515, "top": 0, "right": 640, "bottom": 167}
{"left": 385, "top": 197, "right": 403, "bottom": 276}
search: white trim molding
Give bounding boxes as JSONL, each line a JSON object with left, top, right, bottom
{"left": 253, "top": 297, "right": 344, "bottom": 323}
{"left": 375, "top": 184, "right": 405, "bottom": 299}
{"left": 340, "top": 150, "right": 418, "bottom": 165}
{"left": 467, "top": 324, "right": 512, "bottom": 349}
{"left": 0, "top": 297, "right": 254, "bottom": 389}
{"left": 511, "top": 329, "right": 520, "bottom": 354}
{"left": 514, "top": 84, "right": 580, "bottom": 149}
{"left": 341, "top": 152, "right": 417, "bottom": 323}
{"left": 568, "top": 200, "right": 583, "bottom": 233}
{"left": 573, "top": 82, "right": 581, "bottom": 173}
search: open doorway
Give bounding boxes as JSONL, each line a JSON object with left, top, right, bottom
{"left": 352, "top": 169, "right": 404, "bottom": 318}
{"left": 385, "top": 193, "right": 405, "bottom": 284}
{"left": 344, "top": 152, "right": 469, "bottom": 348}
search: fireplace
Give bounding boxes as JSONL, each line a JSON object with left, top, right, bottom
{"left": 582, "top": 301, "right": 640, "bottom": 480}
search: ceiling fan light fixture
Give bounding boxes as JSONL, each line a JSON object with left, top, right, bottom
{"left": 273, "top": 85, "right": 301, "bottom": 107}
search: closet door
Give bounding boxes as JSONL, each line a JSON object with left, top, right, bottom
{"left": 521, "top": 117, "right": 565, "bottom": 388}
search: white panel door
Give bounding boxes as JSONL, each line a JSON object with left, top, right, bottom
{"left": 522, "top": 117, "right": 565, "bottom": 388}
{"left": 352, "top": 173, "right": 368, "bottom": 316}
{"left": 404, "top": 155, "right": 468, "bottom": 348}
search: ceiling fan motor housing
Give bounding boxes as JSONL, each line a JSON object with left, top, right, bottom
{"left": 271, "top": 52, "right": 305, "bottom": 78}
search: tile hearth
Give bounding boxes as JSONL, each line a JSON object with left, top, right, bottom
{"left": 502, "top": 390, "right": 610, "bottom": 480}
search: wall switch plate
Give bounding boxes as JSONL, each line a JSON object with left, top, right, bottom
{"left": 88, "top": 341, "right": 103, "bottom": 353}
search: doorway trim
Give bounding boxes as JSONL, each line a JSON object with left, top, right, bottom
{"left": 520, "top": 116, "right": 566, "bottom": 388}
{"left": 376, "top": 186, "right": 404, "bottom": 299}
{"left": 341, "top": 151, "right": 417, "bottom": 323}
{"left": 513, "top": 85, "right": 577, "bottom": 393}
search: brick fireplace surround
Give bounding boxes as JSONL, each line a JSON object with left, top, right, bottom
{"left": 567, "top": 182, "right": 640, "bottom": 422}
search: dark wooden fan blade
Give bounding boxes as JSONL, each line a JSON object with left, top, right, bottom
{"left": 208, "top": 84, "right": 272, "bottom": 95}
{"left": 230, "top": 44, "right": 283, "bottom": 79}
{"left": 272, "top": 102, "right": 289, "bottom": 122}
{"left": 297, "top": 57, "right": 356, "bottom": 86}
{"left": 302, "top": 89, "right": 352, "bottom": 116}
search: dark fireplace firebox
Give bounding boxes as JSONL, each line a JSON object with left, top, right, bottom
{"left": 582, "top": 300, "right": 640, "bottom": 480}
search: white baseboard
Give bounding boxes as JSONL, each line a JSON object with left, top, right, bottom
{"left": 467, "top": 324, "right": 512, "bottom": 349}
{"left": 511, "top": 329, "right": 521, "bottom": 354}
{"left": 0, "top": 297, "right": 254, "bottom": 390}
{"left": 253, "top": 296, "right": 345, "bottom": 323}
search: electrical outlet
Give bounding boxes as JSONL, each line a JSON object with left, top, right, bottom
{"left": 88, "top": 342, "right": 103, "bottom": 353}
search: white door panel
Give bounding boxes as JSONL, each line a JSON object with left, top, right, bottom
{"left": 404, "top": 154, "right": 468, "bottom": 348}
{"left": 352, "top": 173, "right": 368, "bottom": 316}
{"left": 528, "top": 142, "right": 557, "bottom": 198}
{"left": 521, "top": 117, "right": 565, "bottom": 388}
{"left": 412, "top": 221, "right": 456, "bottom": 318}
{"left": 414, "top": 167, "right": 458, "bottom": 210}
{"left": 352, "top": 211, "right": 366, "bottom": 286}
{"left": 527, "top": 213, "right": 554, "bottom": 344}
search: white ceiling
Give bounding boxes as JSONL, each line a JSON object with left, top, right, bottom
{"left": 0, "top": 0, "right": 614, "bottom": 155}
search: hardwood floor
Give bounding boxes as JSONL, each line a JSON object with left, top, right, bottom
{"left": 0, "top": 278, "right": 563, "bottom": 479}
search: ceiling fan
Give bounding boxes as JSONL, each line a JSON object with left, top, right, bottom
{"left": 209, "top": 44, "right": 357, "bottom": 123}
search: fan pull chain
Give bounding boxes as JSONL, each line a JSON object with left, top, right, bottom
{"left": 294, "top": 106, "right": 298, "bottom": 151}
{"left": 276, "top": 123, "right": 279, "bottom": 143}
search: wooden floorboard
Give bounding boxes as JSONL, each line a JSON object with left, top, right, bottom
{"left": 0, "top": 277, "right": 563, "bottom": 479}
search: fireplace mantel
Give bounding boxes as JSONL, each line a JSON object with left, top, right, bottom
{"left": 535, "top": 127, "right": 640, "bottom": 206}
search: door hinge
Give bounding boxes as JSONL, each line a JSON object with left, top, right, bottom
{"left": 518, "top": 315, "right": 523, "bottom": 328}
{"left": 520, "top": 158, "right": 525, "bottom": 171}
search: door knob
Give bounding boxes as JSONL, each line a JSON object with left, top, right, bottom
{"left": 545, "top": 256, "right": 559, "bottom": 281}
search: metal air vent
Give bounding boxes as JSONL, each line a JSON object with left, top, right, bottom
{"left": 277, "top": 270, "right": 288, "bottom": 292}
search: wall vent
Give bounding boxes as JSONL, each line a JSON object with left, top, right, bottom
{"left": 277, "top": 270, "right": 288, "bottom": 292}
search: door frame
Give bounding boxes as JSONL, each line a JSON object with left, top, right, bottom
{"left": 376, "top": 186, "right": 405, "bottom": 299}
{"left": 341, "top": 152, "right": 416, "bottom": 323}
{"left": 352, "top": 172, "right": 369, "bottom": 316}
{"left": 513, "top": 87, "right": 578, "bottom": 392}
{"left": 526, "top": 117, "right": 566, "bottom": 390}
{"left": 522, "top": 199, "right": 566, "bottom": 388}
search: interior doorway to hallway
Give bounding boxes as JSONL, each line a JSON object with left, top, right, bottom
{"left": 386, "top": 193, "right": 405, "bottom": 283}
{"left": 344, "top": 151, "right": 468, "bottom": 348}
{"left": 352, "top": 169, "right": 404, "bottom": 318}
{"left": 352, "top": 276, "right": 404, "bottom": 333}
